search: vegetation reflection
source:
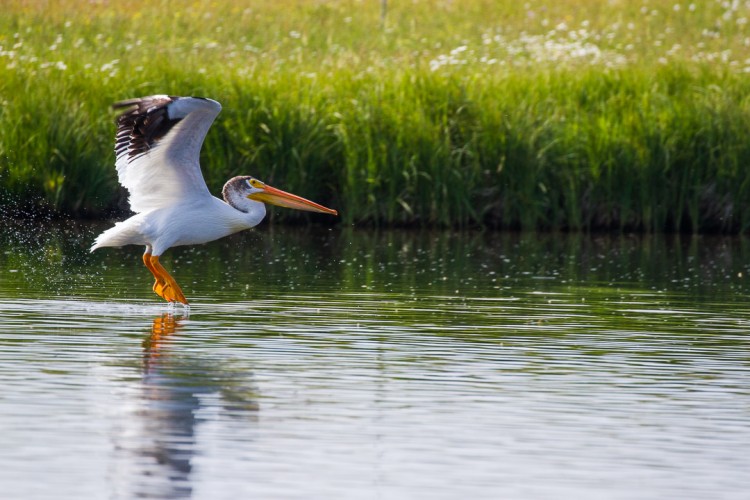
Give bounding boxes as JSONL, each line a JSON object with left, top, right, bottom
{"left": 111, "top": 313, "right": 258, "bottom": 499}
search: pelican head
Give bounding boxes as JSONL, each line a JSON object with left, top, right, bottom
{"left": 222, "top": 176, "right": 338, "bottom": 215}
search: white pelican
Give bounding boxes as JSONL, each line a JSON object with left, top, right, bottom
{"left": 91, "top": 95, "right": 337, "bottom": 304}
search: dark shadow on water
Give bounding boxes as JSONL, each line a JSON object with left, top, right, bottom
{"left": 113, "top": 314, "right": 259, "bottom": 499}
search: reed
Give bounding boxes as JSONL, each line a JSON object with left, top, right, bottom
{"left": 2, "top": 0, "right": 750, "bottom": 231}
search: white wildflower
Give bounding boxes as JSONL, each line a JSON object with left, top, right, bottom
{"left": 100, "top": 59, "right": 119, "bottom": 72}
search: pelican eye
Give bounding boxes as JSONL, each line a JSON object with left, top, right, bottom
{"left": 247, "top": 178, "right": 263, "bottom": 189}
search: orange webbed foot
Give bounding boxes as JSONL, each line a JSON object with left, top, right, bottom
{"left": 144, "top": 252, "right": 189, "bottom": 305}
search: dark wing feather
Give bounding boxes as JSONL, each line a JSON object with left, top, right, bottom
{"left": 111, "top": 95, "right": 222, "bottom": 213}
{"left": 113, "top": 95, "right": 182, "bottom": 163}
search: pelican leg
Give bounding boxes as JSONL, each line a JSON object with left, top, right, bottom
{"left": 149, "top": 255, "right": 189, "bottom": 305}
{"left": 143, "top": 251, "right": 168, "bottom": 299}
{"left": 142, "top": 251, "right": 188, "bottom": 304}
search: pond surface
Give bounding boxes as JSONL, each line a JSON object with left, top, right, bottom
{"left": 1, "top": 220, "right": 749, "bottom": 499}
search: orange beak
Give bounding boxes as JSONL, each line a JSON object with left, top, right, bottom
{"left": 248, "top": 184, "right": 338, "bottom": 215}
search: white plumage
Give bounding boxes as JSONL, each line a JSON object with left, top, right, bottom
{"left": 114, "top": 96, "right": 217, "bottom": 214}
{"left": 92, "top": 95, "right": 337, "bottom": 304}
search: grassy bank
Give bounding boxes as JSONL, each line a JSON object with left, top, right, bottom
{"left": 2, "top": 0, "right": 750, "bottom": 232}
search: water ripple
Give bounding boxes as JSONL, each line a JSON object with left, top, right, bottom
{"left": 1, "top": 227, "right": 749, "bottom": 499}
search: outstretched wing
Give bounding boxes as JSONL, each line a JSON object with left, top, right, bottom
{"left": 113, "top": 95, "right": 222, "bottom": 213}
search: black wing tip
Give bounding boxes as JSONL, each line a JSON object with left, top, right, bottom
{"left": 112, "top": 95, "right": 174, "bottom": 117}
{"left": 111, "top": 96, "right": 219, "bottom": 124}
{"left": 111, "top": 95, "right": 219, "bottom": 162}
{"left": 111, "top": 95, "right": 210, "bottom": 109}
{"left": 112, "top": 96, "right": 183, "bottom": 161}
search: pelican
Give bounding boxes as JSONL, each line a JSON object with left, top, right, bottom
{"left": 91, "top": 95, "right": 337, "bottom": 305}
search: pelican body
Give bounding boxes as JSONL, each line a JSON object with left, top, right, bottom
{"left": 91, "top": 95, "right": 337, "bottom": 304}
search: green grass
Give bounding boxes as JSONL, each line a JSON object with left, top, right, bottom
{"left": 2, "top": 0, "right": 750, "bottom": 232}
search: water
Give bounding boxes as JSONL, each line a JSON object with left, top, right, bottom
{"left": 1, "top": 221, "right": 749, "bottom": 499}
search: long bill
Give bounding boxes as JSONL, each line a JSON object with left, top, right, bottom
{"left": 248, "top": 184, "right": 338, "bottom": 215}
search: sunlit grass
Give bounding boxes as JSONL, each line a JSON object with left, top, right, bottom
{"left": 2, "top": 0, "right": 750, "bottom": 231}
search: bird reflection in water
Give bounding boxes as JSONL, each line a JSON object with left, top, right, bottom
{"left": 113, "top": 314, "right": 259, "bottom": 499}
